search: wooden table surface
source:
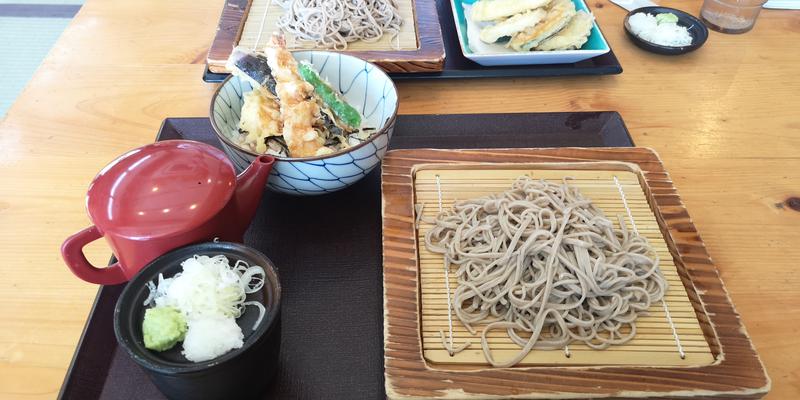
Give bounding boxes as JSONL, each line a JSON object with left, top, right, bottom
{"left": 0, "top": 0, "right": 797, "bottom": 398}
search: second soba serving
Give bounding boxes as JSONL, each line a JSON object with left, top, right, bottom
{"left": 275, "top": 0, "right": 404, "bottom": 50}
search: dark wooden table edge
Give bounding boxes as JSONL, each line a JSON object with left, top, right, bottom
{"left": 57, "top": 270, "right": 123, "bottom": 400}
{"left": 203, "top": 61, "right": 623, "bottom": 82}
{"left": 57, "top": 285, "right": 105, "bottom": 400}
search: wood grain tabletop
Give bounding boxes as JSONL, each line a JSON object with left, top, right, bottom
{"left": 0, "top": 0, "right": 797, "bottom": 398}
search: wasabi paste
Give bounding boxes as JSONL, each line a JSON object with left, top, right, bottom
{"left": 655, "top": 13, "right": 679, "bottom": 25}
{"left": 143, "top": 306, "right": 187, "bottom": 352}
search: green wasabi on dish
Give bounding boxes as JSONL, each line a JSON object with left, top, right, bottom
{"left": 143, "top": 306, "right": 187, "bottom": 351}
{"left": 655, "top": 13, "right": 679, "bottom": 25}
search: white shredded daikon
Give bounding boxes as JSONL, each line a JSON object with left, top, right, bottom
{"left": 143, "top": 255, "right": 268, "bottom": 361}
{"left": 243, "top": 301, "right": 266, "bottom": 331}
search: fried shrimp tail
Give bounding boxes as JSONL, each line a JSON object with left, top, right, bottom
{"left": 264, "top": 34, "right": 325, "bottom": 157}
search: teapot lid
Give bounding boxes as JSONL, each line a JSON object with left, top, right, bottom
{"left": 87, "top": 140, "right": 236, "bottom": 238}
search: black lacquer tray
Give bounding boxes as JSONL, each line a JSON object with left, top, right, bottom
{"left": 203, "top": 0, "right": 622, "bottom": 82}
{"left": 59, "top": 112, "right": 633, "bottom": 400}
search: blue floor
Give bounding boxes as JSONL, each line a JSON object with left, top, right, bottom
{"left": 0, "top": 1, "right": 83, "bottom": 118}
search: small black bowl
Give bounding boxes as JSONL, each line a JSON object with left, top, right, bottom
{"left": 114, "top": 242, "right": 281, "bottom": 400}
{"left": 623, "top": 6, "right": 709, "bottom": 55}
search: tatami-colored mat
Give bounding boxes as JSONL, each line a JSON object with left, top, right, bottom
{"left": 0, "top": 1, "right": 82, "bottom": 117}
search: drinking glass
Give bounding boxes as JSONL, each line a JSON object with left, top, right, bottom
{"left": 700, "top": 0, "right": 767, "bottom": 34}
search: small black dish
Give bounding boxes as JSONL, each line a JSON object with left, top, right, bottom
{"left": 623, "top": 6, "right": 709, "bottom": 55}
{"left": 114, "top": 242, "right": 282, "bottom": 400}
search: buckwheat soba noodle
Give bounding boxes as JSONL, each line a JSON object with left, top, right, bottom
{"left": 424, "top": 176, "right": 667, "bottom": 367}
{"left": 276, "top": 0, "right": 403, "bottom": 50}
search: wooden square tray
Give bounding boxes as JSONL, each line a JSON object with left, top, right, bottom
{"left": 206, "top": 0, "right": 445, "bottom": 74}
{"left": 381, "top": 148, "right": 769, "bottom": 399}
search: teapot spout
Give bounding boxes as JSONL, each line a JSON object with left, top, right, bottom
{"left": 233, "top": 155, "right": 275, "bottom": 226}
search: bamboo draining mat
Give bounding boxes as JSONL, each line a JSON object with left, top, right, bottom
{"left": 382, "top": 148, "right": 769, "bottom": 399}
{"left": 415, "top": 167, "right": 714, "bottom": 367}
{"left": 238, "top": 0, "right": 418, "bottom": 51}
{"left": 206, "top": 0, "right": 445, "bottom": 73}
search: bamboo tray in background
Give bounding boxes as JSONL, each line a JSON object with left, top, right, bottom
{"left": 381, "top": 148, "right": 770, "bottom": 399}
{"left": 207, "top": 0, "right": 445, "bottom": 73}
{"left": 238, "top": 0, "right": 418, "bottom": 52}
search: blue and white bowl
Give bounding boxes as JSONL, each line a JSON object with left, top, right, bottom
{"left": 210, "top": 51, "right": 398, "bottom": 196}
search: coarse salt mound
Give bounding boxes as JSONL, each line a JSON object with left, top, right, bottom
{"left": 182, "top": 316, "right": 244, "bottom": 362}
{"left": 628, "top": 13, "right": 692, "bottom": 47}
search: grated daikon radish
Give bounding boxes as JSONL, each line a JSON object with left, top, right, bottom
{"left": 182, "top": 315, "right": 244, "bottom": 362}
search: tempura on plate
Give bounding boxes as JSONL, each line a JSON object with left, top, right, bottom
{"left": 470, "top": 0, "right": 594, "bottom": 52}
{"left": 535, "top": 10, "right": 594, "bottom": 51}
{"left": 471, "top": 0, "right": 551, "bottom": 21}
{"left": 479, "top": 8, "right": 547, "bottom": 44}
{"left": 508, "top": 0, "right": 577, "bottom": 50}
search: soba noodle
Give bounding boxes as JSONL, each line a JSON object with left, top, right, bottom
{"left": 275, "top": 0, "right": 403, "bottom": 50}
{"left": 424, "top": 176, "right": 667, "bottom": 367}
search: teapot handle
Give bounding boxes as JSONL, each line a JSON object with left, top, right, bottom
{"left": 61, "top": 226, "right": 127, "bottom": 285}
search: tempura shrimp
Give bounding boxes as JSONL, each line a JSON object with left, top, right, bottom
{"left": 263, "top": 35, "right": 326, "bottom": 157}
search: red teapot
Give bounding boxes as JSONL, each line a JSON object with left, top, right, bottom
{"left": 61, "top": 140, "right": 274, "bottom": 285}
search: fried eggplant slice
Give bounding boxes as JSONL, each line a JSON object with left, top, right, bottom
{"left": 536, "top": 11, "right": 594, "bottom": 51}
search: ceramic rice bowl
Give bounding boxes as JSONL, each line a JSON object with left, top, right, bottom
{"left": 210, "top": 51, "right": 398, "bottom": 196}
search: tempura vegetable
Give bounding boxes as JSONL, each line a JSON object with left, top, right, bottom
{"left": 297, "top": 62, "right": 362, "bottom": 130}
